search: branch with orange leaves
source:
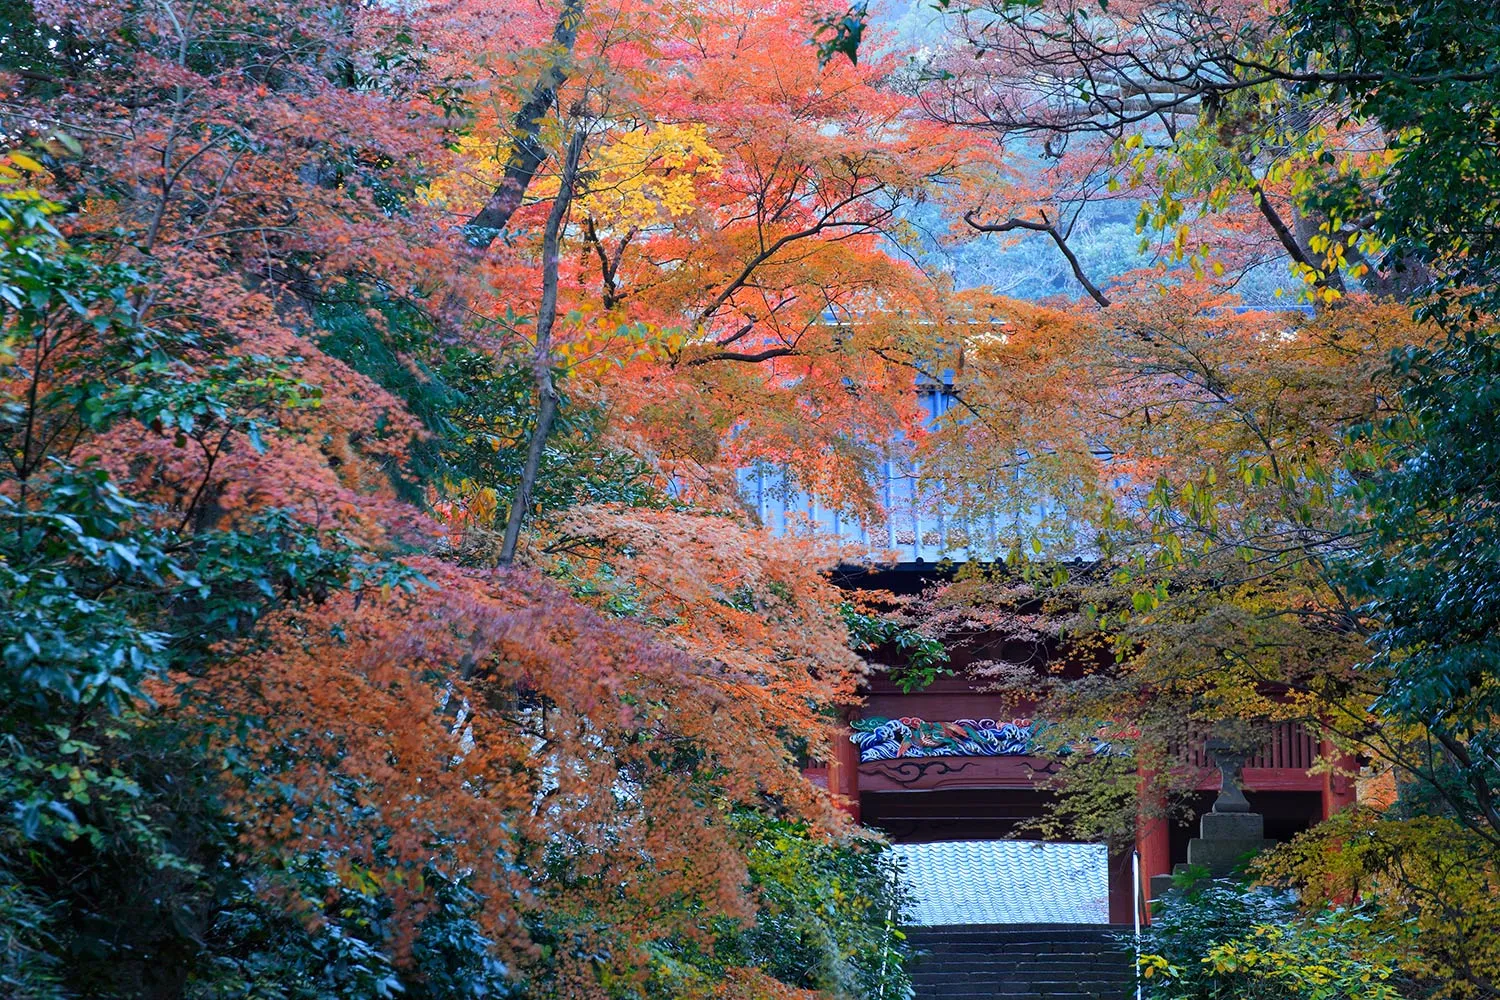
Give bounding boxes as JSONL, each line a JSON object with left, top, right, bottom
{"left": 691, "top": 182, "right": 891, "bottom": 335}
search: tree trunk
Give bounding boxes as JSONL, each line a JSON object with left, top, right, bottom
{"left": 499, "top": 129, "right": 587, "bottom": 565}
{"left": 463, "top": 0, "right": 586, "bottom": 249}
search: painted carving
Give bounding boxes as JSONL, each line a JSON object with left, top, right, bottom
{"left": 875, "top": 758, "right": 980, "bottom": 783}
{"left": 851, "top": 716, "right": 1124, "bottom": 762}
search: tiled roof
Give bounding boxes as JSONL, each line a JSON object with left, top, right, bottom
{"left": 894, "top": 840, "right": 1110, "bottom": 926}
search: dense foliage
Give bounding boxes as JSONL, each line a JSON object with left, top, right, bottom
{"left": 0, "top": 0, "right": 929, "bottom": 995}
{"left": 1140, "top": 877, "right": 1400, "bottom": 1000}
{"left": 4, "top": 0, "right": 1500, "bottom": 995}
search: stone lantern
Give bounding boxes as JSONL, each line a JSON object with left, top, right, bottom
{"left": 1184, "top": 735, "right": 1274, "bottom": 876}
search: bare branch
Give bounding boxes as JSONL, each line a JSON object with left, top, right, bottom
{"left": 964, "top": 208, "right": 1112, "bottom": 306}
{"left": 684, "top": 346, "right": 798, "bottom": 366}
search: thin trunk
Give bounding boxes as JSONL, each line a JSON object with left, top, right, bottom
{"left": 499, "top": 129, "right": 587, "bottom": 565}
{"left": 464, "top": 0, "right": 586, "bottom": 249}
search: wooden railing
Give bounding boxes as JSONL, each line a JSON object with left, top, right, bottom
{"left": 1176, "top": 722, "right": 1319, "bottom": 772}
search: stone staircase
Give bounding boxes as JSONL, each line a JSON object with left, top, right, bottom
{"left": 904, "top": 924, "right": 1137, "bottom": 1000}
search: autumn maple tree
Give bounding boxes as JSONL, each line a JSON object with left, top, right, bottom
{"left": 5, "top": 0, "right": 1500, "bottom": 995}
{"left": 0, "top": 0, "right": 986, "bottom": 995}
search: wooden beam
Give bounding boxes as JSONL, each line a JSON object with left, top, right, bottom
{"left": 859, "top": 754, "right": 1058, "bottom": 791}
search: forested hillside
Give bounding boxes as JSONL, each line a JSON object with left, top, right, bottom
{"left": 2, "top": 0, "right": 1498, "bottom": 997}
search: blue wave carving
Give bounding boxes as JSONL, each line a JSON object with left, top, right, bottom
{"left": 850, "top": 716, "right": 1122, "bottom": 762}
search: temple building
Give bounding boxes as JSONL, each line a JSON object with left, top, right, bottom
{"left": 813, "top": 598, "right": 1355, "bottom": 925}
{"left": 742, "top": 384, "right": 1358, "bottom": 930}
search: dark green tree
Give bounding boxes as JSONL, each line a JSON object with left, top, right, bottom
{"left": 1277, "top": 0, "right": 1500, "bottom": 841}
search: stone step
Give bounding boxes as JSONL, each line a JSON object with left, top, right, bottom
{"left": 906, "top": 923, "right": 1139, "bottom": 1000}
{"left": 913, "top": 967, "right": 1133, "bottom": 980}
{"left": 912, "top": 996, "right": 1130, "bottom": 999}
{"left": 908, "top": 933, "right": 1129, "bottom": 943}
{"left": 911, "top": 938, "right": 1130, "bottom": 950}
{"left": 910, "top": 986, "right": 1133, "bottom": 996}
{"left": 908, "top": 939, "right": 1131, "bottom": 952}
{"left": 912, "top": 974, "right": 1132, "bottom": 982}
{"left": 910, "top": 943, "right": 1133, "bottom": 958}
{"left": 906, "top": 959, "right": 1128, "bottom": 965}
{"left": 915, "top": 978, "right": 1132, "bottom": 984}
{"left": 911, "top": 990, "right": 1132, "bottom": 996}
{"left": 909, "top": 941, "right": 1133, "bottom": 951}
{"left": 906, "top": 959, "right": 1128, "bottom": 977}
{"left": 910, "top": 988, "right": 1133, "bottom": 997}
{"left": 910, "top": 982, "right": 1134, "bottom": 993}
{"left": 905, "top": 922, "right": 1127, "bottom": 935}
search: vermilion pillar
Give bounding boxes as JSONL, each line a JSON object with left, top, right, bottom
{"left": 1136, "top": 783, "right": 1172, "bottom": 921}
{"left": 1320, "top": 738, "right": 1357, "bottom": 819}
{"left": 829, "top": 712, "right": 862, "bottom": 823}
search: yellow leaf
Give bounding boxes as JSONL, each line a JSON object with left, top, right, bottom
{"left": 7, "top": 153, "right": 44, "bottom": 173}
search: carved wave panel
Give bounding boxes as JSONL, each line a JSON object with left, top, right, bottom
{"left": 851, "top": 716, "right": 1126, "bottom": 762}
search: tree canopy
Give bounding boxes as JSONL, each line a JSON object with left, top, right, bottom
{"left": 2, "top": 0, "right": 1499, "bottom": 997}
